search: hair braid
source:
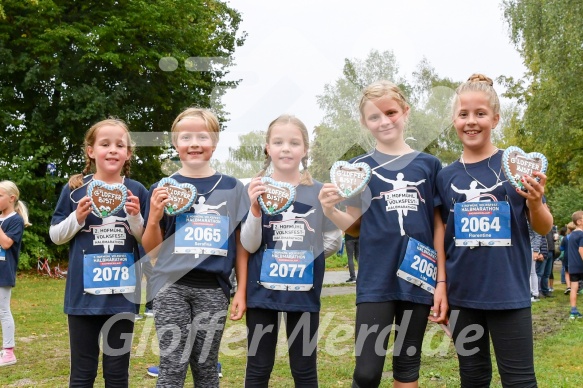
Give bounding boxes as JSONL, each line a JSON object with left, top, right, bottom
{"left": 255, "top": 150, "right": 271, "bottom": 178}
{"left": 122, "top": 160, "right": 131, "bottom": 178}
{"left": 299, "top": 156, "right": 313, "bottom": 186}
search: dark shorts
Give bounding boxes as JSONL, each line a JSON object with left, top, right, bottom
{"left": 569, "top": 273, "right": 583, "bottom": 282}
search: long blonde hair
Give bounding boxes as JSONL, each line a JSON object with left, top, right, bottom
{"left": 0, "top": 180, "right": 31, "bottom": 227}
{"left": 68, "top": 118, "right": 134, "bottom": 189}
{"left": 256, "top": 114, "right": 313, "bottom": 186}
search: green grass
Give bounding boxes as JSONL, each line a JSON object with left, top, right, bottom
{"left": 4, "top": 269, "right": 583, "bottom": 387}
{"left": 325, "top": 252, "right": 358, "bottom": 270}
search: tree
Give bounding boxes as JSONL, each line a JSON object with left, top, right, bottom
{"left": 310, "top": 50, "right": 461, "bottom": 182}
{"left": 0, "top": 0, "right": 244, "bottom": 266}
{"left": 502, "top": 0, "right": 583, "bottom": 189}
{"left": 212, "top": 130, "right": 265, "bottom": 179}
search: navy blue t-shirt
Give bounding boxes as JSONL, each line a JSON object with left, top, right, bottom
{"left": 436, "top": 150, "right": 532, "bottom": 310}
{"left": 0, "top": 213, "right": 24, "bottom": 287}
{"left": 144, "top": 173, "right": 248, "bottom": 299}
{"left": 245, "top": 181, "right": 338, "bottom": 313}
{"left": 345, "top": 150, "right": 442, "bottom": 306}
{"left": 567, "top": 230, "right": 583, "bottom": 275}
{"left": 51, "top": 176, "right": 148, "bottom": 315}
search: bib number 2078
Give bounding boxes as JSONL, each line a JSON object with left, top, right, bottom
{"left": 93, "top": 266, "right": 130, "bottom": 282}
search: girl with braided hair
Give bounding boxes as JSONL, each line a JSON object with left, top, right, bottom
{"left": 240, "top": 114, "right": 342, "bottom": 387}
{"left": 50, "top": 118, "right": 148, "bottom": 386}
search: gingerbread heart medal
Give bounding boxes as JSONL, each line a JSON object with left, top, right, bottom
{"left": 87, "top": 180, "right": 127, "bottom": 218}
{"left": 157, "top": 177, "right": 197, "bottom": 215}
{"left": 258, "top": 177, "right": 296, "bottom": 216}
{"left": 502, "top": 146, "right": 548, "bottom": 190}
{"left": 330, "top": 161, "right": 372, "bottom": 198}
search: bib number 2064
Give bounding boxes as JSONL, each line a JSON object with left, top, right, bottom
{"left": 460, "top": 217, "right": 501, "bottom": 233}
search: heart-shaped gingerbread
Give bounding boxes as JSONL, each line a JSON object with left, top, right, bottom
{"left": 502, "top": 146, "right": 548, "bottom": 190}
{"left": 87, "top": 180, "right": 127, "bottom": 218}
{"left": 330, "top": 161, "right": 372, "bottom": 198}
{"left": 258, "top": 177, "right": 296, "bottom": 216}
{"left": 157, "top": 177, "right": 197, "bottom": 215}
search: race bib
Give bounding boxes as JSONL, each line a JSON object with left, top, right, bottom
{"left": 260, "top": 249, "right": 314, "bottom": 291}
{"left": 174, "top": 213, "right": 229, "bottom": 256}
{"left": 397, "top": 237, "right": 437, "bottom": 294}
{"left": 83, "top": 253, "right": 136, "bottom": 295}
{"left": 0, "top": 247, "right": 5, "bottom": 261}
{"left": 454, "top": 201, "right": 511, "bottom": 247}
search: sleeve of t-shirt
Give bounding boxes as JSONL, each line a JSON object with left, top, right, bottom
{"left": 3, "top": 217, "right": 24, "bottom": 244}
{"left": 142, "top": 183, "right": 157, "bottom": 228}
{"left": 236, "top": 180, "right": 251, "bottom": 224}
{"left": 432, "top": 157, "right": 443, "bottom": 208}
{"left": 51, "top": 185, "right": 74, "bottom": 225}
{"left": 436, "top": 173, "right": 449, "bottom": 224}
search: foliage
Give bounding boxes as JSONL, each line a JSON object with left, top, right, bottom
{"left": 502, "top": 0, "right": 583, "bottom": 192}
{"left": 0, "top": 0, "right": 244, "bottom": 266}
{"left": 212, "top": 130, "right": 265, "bottom": 180}
{"left": 310, "top": 50, "right": 462, "bottom": 182}
{"left": 547, "top": 184, "right": 583, "bottom": 228}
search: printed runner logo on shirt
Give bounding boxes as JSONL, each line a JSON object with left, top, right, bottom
{"left": 84, "top": 216, "right": 132, "bottom": 254}
{"left": 371, "top": 171, "right": 426, "bottom": 236}
{"left": 264, "top": 204, "right": 316, "bottom": 250}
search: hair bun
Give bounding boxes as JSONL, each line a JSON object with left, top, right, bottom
{"left": 467, "top": 73, "right": 493, "bottom": 86}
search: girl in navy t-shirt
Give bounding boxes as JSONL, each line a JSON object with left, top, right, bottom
{"left": 436, "top": 74, "right": 552, "bottom": 387}
{"left": 240, "top": 114, "right": 342, "bottom": 387}
{"left": 319, "top": 80, "right": 447, "bottom": 387}
{"left": 142, "top": 108, "right": 248, "bottom": 387}
{"left": 50, "top": 119, "right": 148, "bottom": 386}
{"left": 0, "top": 181, "right": 30, "bottom": 367}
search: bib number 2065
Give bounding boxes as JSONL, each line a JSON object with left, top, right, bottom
{"left": 183, "top": 226, "right": 221, "bottom": 242}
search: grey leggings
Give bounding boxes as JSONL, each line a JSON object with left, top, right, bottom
{"left": 0, "top": 286, "right": 14, "bottom": 348}
{"left": 153, "top": 284, "right": 228, "bottom": 388}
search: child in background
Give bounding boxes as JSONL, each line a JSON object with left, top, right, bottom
{"left": 50, "top": 118, "right": 148, "bottom": 386}
{"left": 0, "top": 181, "right": 31, "bottom": 367}
{"left": 142, "top": 108, "right": 247, "bottom": 387}
{"left": 561, "top": 222, "right": 576, "bottom": 294}
{"left": 567, "top": 211, "right": 583, "bottom": 319}
{"left": 241, "top": 114, "right": 342, "bottom": 387}
{"left": 436, "top": 74, "right": 552, "bottom": 387}
{"left": 319, "top": 80, "right": 446, "bottom": 387}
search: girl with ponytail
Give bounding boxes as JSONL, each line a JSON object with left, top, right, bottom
{"left": 0, "top": 180, "right": 30, "bottom": 366}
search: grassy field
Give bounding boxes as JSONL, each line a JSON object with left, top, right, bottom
{"left": 3, "top": 265, "right": 583, "bottom": 387}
